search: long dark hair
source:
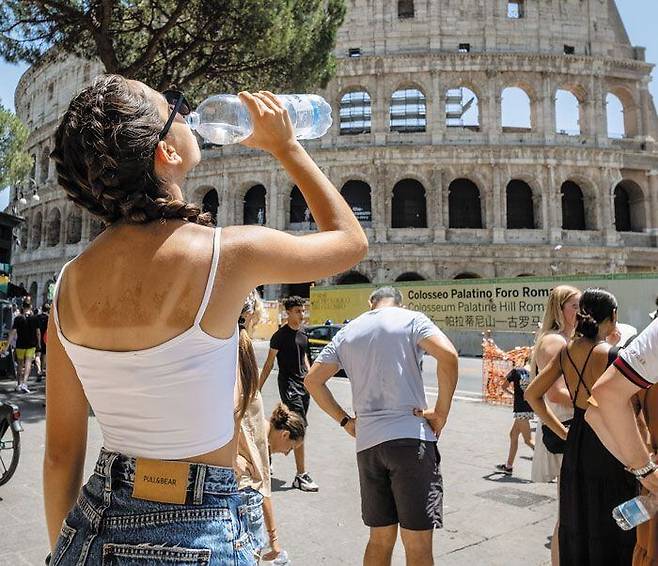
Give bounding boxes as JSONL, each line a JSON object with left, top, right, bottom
{"left": 51, "top": 74, "right": 212, "bottom": 226}
{"left": 236, "top": 290, "right": 261, "bottom": 419}
{"left": 575, "top": 288, "right": 618, "bottom": 340}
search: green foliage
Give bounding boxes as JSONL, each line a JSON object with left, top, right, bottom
{"left": 0, "top": 104, "right": 30, "bottom": 189}
{"left": 0, "top": 0, "right": 346, "bottom": 100}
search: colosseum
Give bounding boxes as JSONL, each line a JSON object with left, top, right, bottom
{"left": 10, "top": 0, "right": 658, "bottom": 304}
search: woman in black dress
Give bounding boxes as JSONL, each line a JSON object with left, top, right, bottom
{"left": 526, "top": 288, "right": 637, "bottom": 565}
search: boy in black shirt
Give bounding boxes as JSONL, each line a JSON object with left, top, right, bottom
{"left": 3, "top": 300, "right": 41, "bottom": 393}
{"left": 260, "top": 296, "right": 318, "bottom": 492}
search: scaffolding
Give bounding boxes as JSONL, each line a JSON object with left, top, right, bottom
{"left": 446, "top": 88, "right": 476, "bottom": 127}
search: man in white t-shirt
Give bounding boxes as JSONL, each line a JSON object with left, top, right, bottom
{"left": 586, "top": 318, "right": 658, "bottom": 494}
{"left": 305, "top": 287, "right": 458, "bottom": 566}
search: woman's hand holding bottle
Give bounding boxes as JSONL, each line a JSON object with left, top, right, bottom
{"left": 238, "top": 91, "right": 299, "bottom": 157}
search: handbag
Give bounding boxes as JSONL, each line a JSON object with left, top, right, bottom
{"left": 542, "top": 419, "right": 573, "bottom": 454}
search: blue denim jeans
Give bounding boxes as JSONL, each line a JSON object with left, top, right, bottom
{"left": 51, "top": 448, "right": 256, "bottom": 566}
{"left": 239, "top": 489, "right": 267, "bottom": 556}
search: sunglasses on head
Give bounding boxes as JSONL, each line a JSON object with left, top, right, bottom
{"left": 159, "top": 90, "right": 192, "bottom": 141}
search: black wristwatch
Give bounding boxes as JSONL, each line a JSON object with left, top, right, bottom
{"left": 339, "top": 415, "right": 351, "bottom": 427}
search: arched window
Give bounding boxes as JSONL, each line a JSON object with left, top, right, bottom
{"left": 390, "top": 88, "right": 426, "bottom": 133}
{"left": 290, "top": 186, "right": 315, "bottom": 229}
{"left": 446, "top": 87, "right": 479, "bottom": 129}
{"left": 340, "top": 91, "right": 371, "bottom": 135}
{"left": 561, "top": 181, "right": 586, "bottom": 230}
{"left": 454, "top": 272, "right": 481, "bottom": 279}
{"left": 202, "top": 188, "right": 219, "bottom": 225}
{"left": 243, "top": 185, "right": 266, "bottom": 225}
{"left": 89, "top": 217, "right": 105, "bottom": 240}
{"left": 336, "top": 271, "right": 371, "bottom": 285}
{"left": 448, "top": 178, "right": 483, "bottom": 229}
{"left": 606, "top": 93, "right": 625, "bottom": 139}
{"left": 31, "top": 212, "right": 42, "bottom": 249}
{"left": 501, "top": 87, "right": 531, "bottom": 130}
{"left": 614, "top": 181, "right": 646, "bottom": 233}
{"left": 47, "top": 209, "right": 61, "bottom": 246}
{"left": 555, "top": 89, "right": 581, "bottom": 136}
{"left": 66, "top": 209, "right": 82, "bottom": 244}
{"left": 19, "top": 222, "right": 27, "bottom": 250}
{"left": 506, "top": 180, "right": 535, "bottom": 229}
{"left": 30, "top": 154, "right": 36, "bottom": 181}
{"left": 43, "top": 279, "right": 55, "bottom": 304}
{"left": 398, "top": 0, "right": 414, "bottom": 19}
{"left": 29, "top": 282, "right": 38, "bottom": 307}
{"left": 40, "top": 146, "right": 50, "bottom": 183}
{"left": 395, "top": 272, "right": 425, "bottom": 282}
{"left": 392, "top": 179, "right": 427, "bottom": 228}
{"left": 341, "top": 181, "right": 372, "bottom": 226}
{"left": 285, "top": 282, "right": 313, "bottom": 298}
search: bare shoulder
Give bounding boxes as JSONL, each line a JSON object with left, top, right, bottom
{"left": 538, "top": 332, "right": 567, "bottom": 352}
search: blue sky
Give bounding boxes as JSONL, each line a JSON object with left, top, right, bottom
{"left": 0, "top": 0, "right": 656, "bottom": 208}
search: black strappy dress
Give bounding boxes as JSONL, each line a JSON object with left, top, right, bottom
{"left": 559, "top": 344, "right": 637, "bottom": 565}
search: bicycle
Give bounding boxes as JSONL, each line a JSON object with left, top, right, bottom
{"left": 0, "top": 400, "right": 23, "bottom": 486}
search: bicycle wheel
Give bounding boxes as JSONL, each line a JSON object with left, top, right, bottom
{"left": 0, "top": 418, "right": 20, "bottom": 486}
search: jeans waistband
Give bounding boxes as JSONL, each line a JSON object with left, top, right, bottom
{"left": 94, "top": 448, "right": 239, "bottom": 500}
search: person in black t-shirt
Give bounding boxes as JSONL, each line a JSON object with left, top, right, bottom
{"left": 259, "top": 296, "right": 318, "bottom": 492}
{"left": 34, "top": 303, "right": 50, "bottom": 382}
{"left": 495, "top": 354, "right": 535, "bottom": 476}
{"left": 2, "top": 300, "right": 41, "bottom": 393}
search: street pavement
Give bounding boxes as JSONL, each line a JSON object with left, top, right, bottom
{"left": 0, "top": 343, "right": 557, "bottom": 565}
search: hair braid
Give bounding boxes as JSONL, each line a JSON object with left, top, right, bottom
{"left": 51, "top": 74, "right": 214, "bottom": 227}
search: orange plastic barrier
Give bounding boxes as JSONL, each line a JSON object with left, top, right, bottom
{"left": 482, "top": 331, "right": 532, "bottom": 406}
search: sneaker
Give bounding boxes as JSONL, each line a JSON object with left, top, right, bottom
{"left": 292, "top": 472, "right": 319, "bottom": 492}
{"left": 15, "top": 383, "right": 31, "bottom": 394}
{"left": 495, "top": 464, "right": 513, "bottom": 475}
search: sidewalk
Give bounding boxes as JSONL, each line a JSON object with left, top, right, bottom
{"left": 0, "top": 366, "right": 556, "bottom": 565}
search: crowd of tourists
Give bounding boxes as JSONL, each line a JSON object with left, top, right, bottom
{"left": 36, "top": 72, "right": 658, "bottom": 566}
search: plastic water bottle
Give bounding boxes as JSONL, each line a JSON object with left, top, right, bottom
{"left": 186, "top": 94, "right": 332, "bottom": 145}
{"left": 261, "top": 549, "right": 290, "bottom": 565}
{"left": 612, "top": 494, "right": 658, "bottom": 530}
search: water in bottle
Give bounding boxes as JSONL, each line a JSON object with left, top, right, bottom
{"left": 186, "top": 94, "right": 332, "bottom": 145}
{"left": 612, "top": 494, "right": 658, "bottom": 530}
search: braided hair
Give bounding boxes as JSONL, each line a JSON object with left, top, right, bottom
{"left": 51, "top": 74, "right": 213, "bottom": 226}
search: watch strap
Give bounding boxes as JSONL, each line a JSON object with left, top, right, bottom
{"left": 339, "top": 415, "right": 350, "bottom": 427}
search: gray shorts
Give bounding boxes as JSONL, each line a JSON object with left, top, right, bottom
{"left": 356, "top": 438, "right": 443, "bottom": 531}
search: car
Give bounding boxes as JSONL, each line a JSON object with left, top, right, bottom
{"left": 305, "top": 323, "right": 346, "bottom": 377}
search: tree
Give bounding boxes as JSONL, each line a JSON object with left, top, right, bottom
{"left": 0, "top": 103, "right": 31, "bottom": 189}
{"left": 0, "top": 1, "right": 346, "bottom": 98}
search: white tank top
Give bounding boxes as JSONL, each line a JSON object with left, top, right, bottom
{"left": 52, "top": 227, "right": 238, "bottom": 460}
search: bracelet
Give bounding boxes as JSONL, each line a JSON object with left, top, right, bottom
{"left": 339, "top": 415, "right": 350, "bottom": 427}
{"left": 627, "top": 459, "right": 658, "bottom": 479}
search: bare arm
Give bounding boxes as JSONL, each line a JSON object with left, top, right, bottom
{"left": 305, "top": 362, "right": 354, "bottom": 437}
{"left": 525, "top": 351, "right": 568, "bottom": 440}
{"left": 261, "top": 496, "right": 282, "bottom": 560}
{"left": 44, "top": 313, "right": 89, "bottom": 550}
{"left": 258, "top": 348, "right": 278, "bottom": 390}
{"left": 537, "top": 334, "right": 572, "bottom": 406}
{"left": 230, "top": 92, "right": 368, "bottom": 293}
{"left": 414, "top": 334, "right": 459, "bottom": 436}
{"left": 586, "top": 367, "right": 658, "bottom": 494}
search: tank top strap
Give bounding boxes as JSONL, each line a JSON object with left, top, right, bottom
{"left": 52, "top": 257, "right": 77, "bottom": 334}
{"left": 194, "top": 227, "right": 222, "bottom": 326}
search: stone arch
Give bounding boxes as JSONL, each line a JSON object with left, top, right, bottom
{"left": 445, "top": 86, "right": 479, "bottom": 129}
{"left": 448, "top": 178, "right": 483, "bottom": 229}
{"left": 336, "top": 271, "right": 371, "bottom": 285}
{"left": 339, "top": 89, "right": 372, "bottom": 135}
{"left": 555, "top": 84, "right": 587, "bottom": 136}
{"left": 606, "top": 93, "right": 625, "bottom": 139}
{"left": 29, "top": 281, "right": 38, "bottom": 306}
{"left": 392, "top": 179, "right": 427, "bottom": 228}
{"left": 40, "top": 145, "right": 50, "bottom": 183}
{"left": 501, "top": 86, "right": 532, "bottom": 130}
{"left": 614, "top": 180, "right": 646, "bottom": 233}
{"left": 561, "top": 181, "right": 586, "bottom": 230}
{"left": 289, "top": 186, "right": 315, "bottom": 229}
{"left": 19, "top": 222, "right": 28, "bottom": 250}
{"left": 506, "top": 179, "right": 535, "bottom": 229}
{"left": 43, "top": 279, "right": 55, "bottom": 305}
{"left": 201, "top": 188, "right": 219, "bottom": 225}
{"left": 395, "top": 272, "right": 426, "bottom": 282}
{"left": 453, "top": 272, "right": 481, "bottom": 279}
{"left": 390, "top": 86, "right": 427, "bottom": 133}
{"left": 607, "top": 86, "right": 639, "bottom": 139}
{"left": 243, "top": 184, "right": 267, "bottom": 225}
{"left": 341, "top": 180, "right": 372, "bottom": 226}
{"left": 66, "top": 208, "right": 82, "bottom": 244}
{"left": 31, "top": 211, "right": 42, "bottom": 249}
{"left": 46, "top": 208, "right": 61, "bottom": 246}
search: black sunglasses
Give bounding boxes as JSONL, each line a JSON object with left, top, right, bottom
{"left": 159, "top": 90, "right": 192, "bottom": 141}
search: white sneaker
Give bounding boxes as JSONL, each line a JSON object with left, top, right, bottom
{"left": 292, "top": 472, "right": 319, "bottom": 492}
{"left": 17, "top": 383, "right": 31, "bottom": 394}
